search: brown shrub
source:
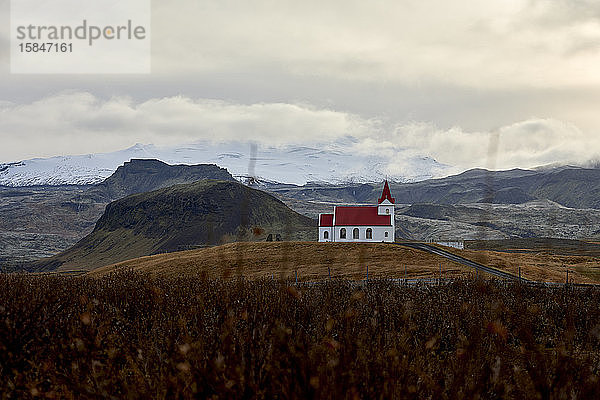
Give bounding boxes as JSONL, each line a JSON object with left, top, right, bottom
{"left": 1, "top": 272, "right": 600, "bottom": 398}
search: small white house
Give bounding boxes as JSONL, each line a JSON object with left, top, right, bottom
{"left": 318, "top": 180, "right": 395, "bottom": 243}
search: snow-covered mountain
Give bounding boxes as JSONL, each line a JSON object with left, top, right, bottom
{"left": 0, "top": 141, "right": 450, "bottom": 186}
{"left": 0, "top": 145, "right": 158, "bottom": 186}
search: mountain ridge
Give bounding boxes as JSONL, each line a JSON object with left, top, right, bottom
{"left": 268, "top": 165, "right": 600, "bottom": 210}
{"left": 86, "top": 158, "right": 235, "bottom": 201}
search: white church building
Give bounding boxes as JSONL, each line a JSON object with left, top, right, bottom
{"left": 318, "top": 180, "right": 395, "bottom": 243}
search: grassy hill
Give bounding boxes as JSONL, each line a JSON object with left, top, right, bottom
{"left": 88, "top": 241, "right": 600, "bottom": 284}
{"left": 90, "top": 242, "right": 471, "bottom": 280}
{"left": 32, "top": 180, "right": 316, "bottom": 271}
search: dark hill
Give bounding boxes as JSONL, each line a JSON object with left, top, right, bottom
{"left": 524, "top": 167, "right": 600, "bottom": 209}
{"left": 401, "top": 203, "right": 465, "bottom": 221}
{"left": 86, "top": 159, "right": 235, "bottom": 201}
{"left": 32, "top": 180, "right": 316, "bottom": 271}
{"left": 385, "top": 166, "right": 600, "bottom": 207}
{"left": 269, "top": 166, "right": 600, "bottom": 209}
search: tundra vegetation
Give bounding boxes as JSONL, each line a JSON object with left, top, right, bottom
{"left": 1, "top": 272, "right": 600, "bottom": 398}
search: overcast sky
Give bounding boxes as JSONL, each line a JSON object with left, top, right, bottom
{"left": 1, "top": 0, "right": 600, "bottom": 174}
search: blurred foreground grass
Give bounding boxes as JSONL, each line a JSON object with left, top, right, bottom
{"left": 1, "top": 272, "right": 600, "bottom": 399}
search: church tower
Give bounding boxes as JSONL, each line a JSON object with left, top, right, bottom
{"left": 377, "top": 180, "right": 395, "bottom": 216}
{"left": 377, "top": 180, "right": 395, "bottom": 241}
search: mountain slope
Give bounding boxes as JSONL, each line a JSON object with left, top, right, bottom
{"left": 524, "top": 168, "right": 600, "bottom": 209}
{"left": 0, "top": 144, "right": 156, "bottom": 186}
{"left": 0, "top": 160, "right": 240, "bottom": 270}
{"left": 269, "top": 166, "right": 600, "bottom": 210}
{"left": 31, "top": 180, "right": 316, "bottom": 271}
{"left": 391, "top": 166, "right": 600, "bottom": 208}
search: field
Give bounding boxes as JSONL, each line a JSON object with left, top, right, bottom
{"left": 89, "top": 242, "right": 600, "bottom": 284}
{"left": 2, "top": 272, "right": 600, "bottom": 398}
{"left": 465, "top": 238, "right": 600, "bottom": 257}
{"left": 90, "top": 242, "right": 472, "bottom": 281}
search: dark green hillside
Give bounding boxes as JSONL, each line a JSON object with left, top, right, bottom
{"left": 32, "top": 180, "right": 316, "bottom": 271}
{"left": 86, "top": 159, "right": 235, "bottom": 201}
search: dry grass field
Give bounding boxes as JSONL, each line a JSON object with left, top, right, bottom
{"left": 89, "top": 242, "right": 600, "bottom": 284}
{"left": 455, "top": 248, "right": 600, "bottom": 284}
{"left": 90, "top": 242, "right": 472, "bottom": 281}
{"left": 4, "top": 273, "right": 600, "bottom": 398}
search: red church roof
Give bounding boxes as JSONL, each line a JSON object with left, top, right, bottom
{"left": 319, "top": 213, "right": 334, "bottom": 227}
{"left": 334, "top": 206, "right": 391, "bottom": 226}
{"left": 378, "top": 180, "right": 395, "bottom": 204}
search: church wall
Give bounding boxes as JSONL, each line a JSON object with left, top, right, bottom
{"left": 318, "top": 227, "right": 332, "bottom": 242}
{"left": 378, "top": 202, "right": 394, "bottom": 216}
{"left": 330, "top": 225, "right": 394, "bottom": 243}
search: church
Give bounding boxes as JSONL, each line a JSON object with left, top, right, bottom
{"left": 318, "top": 180, "right": 395, "bottom": 242}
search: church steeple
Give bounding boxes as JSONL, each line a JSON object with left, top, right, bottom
{"left": 378, "top": 180, "right": 395, "bottom": 204}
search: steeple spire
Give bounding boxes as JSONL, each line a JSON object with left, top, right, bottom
{"left": 378, "top": 180, "right": 395, "bottom": 204}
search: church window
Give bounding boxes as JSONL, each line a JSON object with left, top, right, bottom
{"left": 384, "top": 231, "right": 389, "bottom": 237}
{"left": 340, "top": 228, "right": 346, "bottom": 239}
{"left": 366, "top": 228, "right": 372, "bottom": 239}
{"left": 353, "top": 228, "right": 359, "bottom": 239}
{"left": 386, "top": 208, "right": 390, "bottom": 214}
{"left": 324, "top": 231, "right": 329, "bottom": 239}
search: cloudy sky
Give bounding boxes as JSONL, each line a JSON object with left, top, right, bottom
{"left": 1, "top": 0, "right": 600, "bottom": 176}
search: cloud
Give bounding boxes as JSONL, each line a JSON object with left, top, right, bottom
{"left": 2, "top": 0, "right": 598, "bottom": 87}
{"left": 390, "top": 119, "right": 600, "bottom": 172}
{"left": 2, "top": 0, "right": 598, "bottom": 88}
{"left": 2, "top": 0, "right": 600, "bottom": 151}
{"left": 0, "top": 91, "right": 377, "bottom": 161}
{"left": 0, "top": 0, "right": 10, "bottom": 66}
{"left": 146, "top": 0, "right": 600, "bottom": 89}
{"left": 525, "top": 0, "right": 600, "bottom": 26}
{"left": 1, "top": 92, "right": 597, "bottom": 176}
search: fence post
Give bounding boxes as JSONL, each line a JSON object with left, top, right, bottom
{"left": 366, "top": 265, "right": 369, "bottom": 284}
{"left": 295, "top": 270, "right": 298, "bottom": 284}
{"left": 518, "top": 267, "right": 521, "bottom": 282}
{"left": 328, "top": 266, "right": 331, "bottom": 281}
